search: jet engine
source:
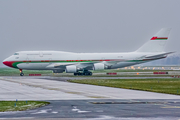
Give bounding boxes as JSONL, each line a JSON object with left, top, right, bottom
{"left": 65, "top": 65, "right": 77, "bottom": 73}
{"left": 93, "top": 63, "right": 105, "bottom": 70}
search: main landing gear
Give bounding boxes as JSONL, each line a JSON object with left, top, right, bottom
{"left": 74, "top": 70, "right": 92, "bottom": 76}
{"left": 19, "top": 69, "right": 24, "bottom": 76}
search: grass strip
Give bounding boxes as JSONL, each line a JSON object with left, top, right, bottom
{"left": 68, "top": 78, "right": 180, "bottom": 95}
{"left": 0, "top": 101, "right": 50, "bottom": 112}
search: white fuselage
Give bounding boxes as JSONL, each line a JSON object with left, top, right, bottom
{"left": 3, "top": 51, "right": 165, "bottom": 71}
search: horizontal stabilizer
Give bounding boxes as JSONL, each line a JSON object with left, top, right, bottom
{"left": 145, "top": 52, "right": 175, "bottom": 59}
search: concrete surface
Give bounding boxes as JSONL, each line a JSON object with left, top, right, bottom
{"left": 0, "top": 76, "right": 180, "bottom": 100}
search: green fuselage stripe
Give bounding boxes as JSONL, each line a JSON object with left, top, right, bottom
{"left": 11, "top": 59, "right": 147, "bottom": 69}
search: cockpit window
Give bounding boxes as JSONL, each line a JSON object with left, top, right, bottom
{"left": 14, "top": 53, "right": 19, "bottom": 55}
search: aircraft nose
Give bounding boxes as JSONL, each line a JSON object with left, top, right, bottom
{"left": 3, "top": 60, "right": 13, "bottom": 68}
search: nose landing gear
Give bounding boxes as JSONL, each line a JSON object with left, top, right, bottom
{"left": 19, "top": 69, "right": 24, "bottom": 76}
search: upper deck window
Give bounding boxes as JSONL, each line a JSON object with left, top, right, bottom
{"left": 14, "top": 53, "right": 19, "bottom": 55}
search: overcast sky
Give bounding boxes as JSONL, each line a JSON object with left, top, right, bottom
{"left": 0, "top": 0, "right": 180, "bottom": 67}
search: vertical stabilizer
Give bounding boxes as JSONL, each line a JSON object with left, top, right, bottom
{"left": 136, "top": 28, "right": 171, "bottom": 52}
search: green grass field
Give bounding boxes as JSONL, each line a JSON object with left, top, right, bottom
{"left": 69, "top": 78, "right": 180, "bottom": 95}
{"left": 0, "top": 101, "right": 50, "bottom": 112}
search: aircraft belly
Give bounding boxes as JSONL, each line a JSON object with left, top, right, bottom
{"left": 17, "top": 63, "right": 50, "bottom": 70}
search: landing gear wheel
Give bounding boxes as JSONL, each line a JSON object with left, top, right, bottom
{"left": 73, "top": 71, "right": 92, "bottom": 76}
{"left": 83, "top": 71, "right": 92, "bottom": 76}
{"left": 74, "top": 73, "right": 78, "bottom": 76}
{"left": 20, "top": 73, "right": 24, "bottom": 76}
{"left": 89, "top": 72, "right": 92, "bottom": 76}
{"left": 19, "top": 69, "right": 24, "bottom": 76}
{"left": 79, "top": 73, "right": 83, "bottom": 75}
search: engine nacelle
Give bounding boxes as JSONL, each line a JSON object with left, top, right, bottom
{"left": 93, "top": 63, "right": 105, "bottom": 70}
{"left": 65, "top": 65, "right": 77, "bottom": 73}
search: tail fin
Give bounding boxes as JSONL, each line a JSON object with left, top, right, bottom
{"left": 136, "top": 28, "right": 171, "bottom": 52}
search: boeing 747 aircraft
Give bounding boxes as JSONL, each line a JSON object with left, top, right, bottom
{"left": 3, "top": 28, "right": 173, "bottom": 76}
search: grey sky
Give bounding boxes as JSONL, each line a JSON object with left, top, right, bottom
{"left": 0, "top": 0, "right": 180, "bottom": 67}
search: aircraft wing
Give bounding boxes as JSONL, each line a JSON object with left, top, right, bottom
{"left": 46, "top": 61, "right": 117, "bottom": 72}
{"left": 47, "top": 62, "right": 95, "bottom": 70}
{"left": 76, "top": 63, "right": 94, "bottom": 70}
{"left": 46, "top": 63, "right": 76, "bottom": 69}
